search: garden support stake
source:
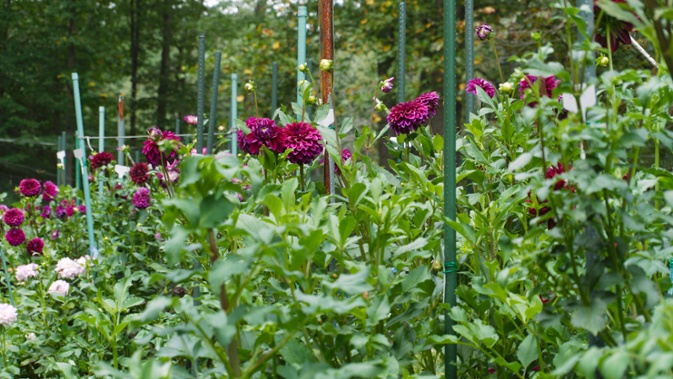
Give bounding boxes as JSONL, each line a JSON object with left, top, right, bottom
{"left": 297, "top": 6, "right": 307, "bottom": 108}
{"left": 117, "top": 96, "right": 125, "bottom": 165}
{"left": 208, "top": 51, "right": 222, "bottom": 155}
{"left": 319, "top": 0, "right": 334, "bottom": 195}
{"left": 465, "top": 0, "right": 474, "bottom": 118}
{"left": 230, "top": 74, "right": 238, "bottom": 156}
{"left": 398, "top": 2, "right": 406, "bottom": 104}
{"left": 99, "top": 106, "right": 105, "bottom": 194}
{"left": 443, "top": 1, "right": 458, "bottom": 378}
{"left": 196, "top": 34, "right": 206, "bottom": 152}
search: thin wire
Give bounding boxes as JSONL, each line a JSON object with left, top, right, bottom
{"left": 76, "top": 131, "right": 233, "bottom": 140}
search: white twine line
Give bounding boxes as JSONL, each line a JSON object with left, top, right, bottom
{"left": 630, "top": 35, "right": 657, "bottom": 68}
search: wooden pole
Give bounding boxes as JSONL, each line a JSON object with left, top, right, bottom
{"left": 320, "top": 0, "right": 334, "bottom": 195}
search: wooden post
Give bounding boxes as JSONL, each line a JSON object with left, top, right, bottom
{"left": 320, "top": 0, "right": 334, "bottom": 195}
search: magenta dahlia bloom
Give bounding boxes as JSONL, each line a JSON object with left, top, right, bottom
{"left": 238, "top": 117, "right": 286, "bottom": 156}
{"left": 519, "top": 75, "right": 559, "bottom": 101}
{"left": 26, "top": 237, "right": 44, "bottom": 256}
{"left": 142, "top": 127, "right": 181, "bottom": 166}
{"left": 5, "top": 228, "right": 25, "bottom": 246}
{"left": 19, "top": 179, "right": 41, "bottom": 197}
{"left": 184, "top": 115, "right": 198, "bottom": 125}
{"left": 322, "top": 148, "right": 353, "bottom": 175}
{"left": 78, "top": 205, "right": 86, "bottom": 214}
{"left": 594, "top": 0, "right": 633, "bottom": 52}
{"left": 466, "top": 78, "right": 496, "bottom": 98}
{"left": 42, "top": 181, "right": 58, "bottom": 202}
{"left": 89, "top": 151, "right": 114, "bottom": 170}
{"left": 40, "top": 206, "right": 52, "bottom": 219}
{"left": 51, "top": 229, "right": 60, "bottom": 240}
{"left": 130, "top": 162, "right": 150, "bottom": 185}
{"left": 3, "top": 208, "right": 24, "bottom": 227}
{"left": 415, "top": 92, "right": 440, "bottom": 119}
{"left": 387, "top": 101, "right": 429, "bottom": 135}
{"left": 132, "top": 187, "right": 151, "bottom": 209}
{"left": 281, "top": 122, "right": 324, "bottom": 165}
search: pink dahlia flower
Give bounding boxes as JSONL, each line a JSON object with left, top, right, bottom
{"left": 142, "top": 127, "right": 181, "bottom": 166}
{"left": 466, "top": 78, "right": 496, "bottom": 98}
{"left": 519, "top": 75, "right": 559, "bottom": 102}
{"left": 19, "top": 179, "right": 41, "bottom": 197}
{"left": 26, "top": 238, "right": 45, "bottom": 256}
{"left": 387, "top": 101, "right": 429, "bottom": 135}
{"left": 281, "top": 122, "right": 324, "bottom": 165}
{"left": 5, "top": 228, "right": 26, "bottom": 246}
{"left": 3, "top": 208, "right": 24, "bottom": 227}
{"left": 42, "top": 181, "right": 58, "bottom": 202}
{"left": 415, "top": 92, "right": 440, "bottom": 118}
{"left": 15, "top": 263, "right": 39, "bottom": 282}
{"left": 132, "top": 187, "right": 151, "bottom": 209}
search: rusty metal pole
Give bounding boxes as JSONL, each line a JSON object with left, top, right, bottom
{"left": 320, "top": 0, "right": 334, "bottom": 195}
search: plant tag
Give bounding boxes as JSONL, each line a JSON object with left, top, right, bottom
{"left": 115, "top": 165, "right": 130, "bottom": 177}
{"left": 562, "top": 93, "right": 578, "bottom": 114}
{"left": 562, "top": 85, "right": 596, "bottom": 121}
{"left": 317, "top": 109, "right": 335, "bottom": 128}
{"left": 73, "top": 148, "right": 84, "bottom": 159}
{"left": 57, "top": 151, "right": 66, "bottom": 160}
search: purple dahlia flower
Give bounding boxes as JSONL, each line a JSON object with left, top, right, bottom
{"left": 3, "top": 208, "right": 24, "bottom": 227}
{"left": 476, "top": 24, "right": 494, "bottom": 41}
{"left": 238, "top": 117, "right": 286, "bottom": 156}
{"left": 132, "top": 187, "right": 151, "bottom": 209}
{"left": 142, "top": 128, "right": 181, "bottom": 167}
{"left": 41, "top": 206, "right": 52, "bottom": 219}
{"left": 466, "top": 78, "right": 496, "bottom": 98}
{"left": 26, "top": 237, "right": 44, "bottom": 256}
{"left": 281, "top": 122, "right": 324, "bottom": 165}
{"left": 42, "top": 181, "right": 58, "bottom": 202}
{"left": 519, "top": 75, "right": 559, "bottom": 101}
{"left": 19, "top": 179, "right": 41, "bottom": 197}
{"left": 415, "top": 92, "right": 440, "bottom": 119}
{"left": 5, "top": 228, "right": 25, "bottom": 246}
{"left": 387, "top": 101, "right": 429, "bottom": 135}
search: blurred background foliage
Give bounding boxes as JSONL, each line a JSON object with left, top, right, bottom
{"left": 0, "top": 0, "right": 659, "bottom": 200}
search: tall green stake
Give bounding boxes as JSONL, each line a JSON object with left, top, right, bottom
{"left": 56, "top": 135, "right": 63, "bottom": 186}
{"left": 74, "top": 135, "right": 80, "bottom": 198}
{"left": 271, "top": 62, "right": 278, "bottom": 117}
{"left": 297, "top": 6, "right": 307, "bottom": 108}
{"left": 196, "top": 34, "right": 206, "bottom": 152}
{"left": 465, "top": 0, "right": 474, "bottom": 118}
{"left": 443, "top": 1, "right": 458, "bottom": 378}
{"left": 398, "top": 2, "right": 406, "bottom": 103}
{"left": 71, "top": 73, "right": 98, "bottom": 259}
{"left": 230, "top": 74, "right": 238, "bottom": 156}
{"left": 117, "top": 97, "right": 125, "bottom": 165}
{"left": 208, "top": 51, "right": 222, "bottom": 154}
{"left": 175, "top": 113, "right": 180, "bottom": 135}
{"left": 98, "top": 106, "right": 105, "bottom": 194}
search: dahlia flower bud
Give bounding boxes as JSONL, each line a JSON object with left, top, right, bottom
{"left": 320, "top": 59, "right": 333, "bottom": 71}
{"left": 298, "top": 63, "right": 308, "bottom": 73}
{"left": 306, "top": 95, "right": 318, "bottom": 105}
{"left": 475, "top": 24, "right": 494, "bottom": 41}
{"left": 380, "top": 77, "right": 394, "bottom": 93}
{"left": 499, "top": 82, "right": 514, "bottom": 93}
{"left": 245, "top": 81, "right": 255, "bottom": 92}
{"left": 598, "top": 56, "right": 609, "bottom": 67}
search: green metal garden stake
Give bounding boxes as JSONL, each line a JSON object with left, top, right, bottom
{"left": 230, "top": 74, "right": 238, "bottom": 156}
{"left": 175, "top": 113, "right": 180, "bottom": 135}
{"left": 57, "top": 135, "right": 63, "bottom": 186}
{"left": 0, "top": 249, "right": 14, "bottom": 306}
{"left": 465, "top": 0, "right": 474, "bottom": 118}
{"left": 297, "top": 6, "right": 307, "bottom": 108}
{"left": 74, "top": 135, "right": 81, "bottom": 198}
{"left": 443, "top": 1, "right": 458, "bottom": 378}
{"left": 398, "top": 2, "right": 406, "bottom": 103}
{"left": 208, "top": 51, "right": 222, "bottom": 154}
{"left": 117, "top": 96, "right": 125, "bottom": 165}
{"left": 71, "top": 73, "right": 98, "bottom": 259}
{"left": 197, "top": 34, "right": 206, "bottom": 152}
{"left": 271, "top": 62, "right": 278, "bottom": 117}
{"left": 99, "top": 106, "right": 105, "bottom": 194}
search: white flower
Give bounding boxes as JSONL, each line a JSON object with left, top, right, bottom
{"left": 15, "top": 263, "right": 39, "bottom": 282}
{"left": 499, "top": 82, "right": 514, "bottom": 93}
{"left": 48, "top": 280, "right": 69, "bottom": 296}
{"left": 75, "top": 256, "right": 90, "bottom": 267}
{"left": 25, "top": 333, "right": 36, "bottom": 340}
{"left": 319, "top": 59, "right": 333, "bottom": 71}
{"left": 0, "top": 304, "right": 18, "bottom": 326}
{"left": 55, "top": 258, "right": 85, "bottom": 279}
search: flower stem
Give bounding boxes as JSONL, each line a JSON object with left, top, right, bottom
{"left": 489, "top": 39, "right": 505, "bottom": 83}
{"left": 253, "top": 90, "right": 260, "bottom": 118}
{"left": 299, "top": 165, "right": 306, "bottom": 192}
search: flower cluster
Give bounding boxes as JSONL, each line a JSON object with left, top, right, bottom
{"left": 89, "top": 151, "right": 114, "bottom": 170}
{"left": 15, "top": 263, "right": 39, "bottom": 282}
{"left": 19, "top": 179, "right": 41, "bottom": 197}
{"left": 237, "top": 118, "right": 325, "bottom": 165}
{"left": 0, "top": 304, "right": 18, "bottom": 326}
{"left": 130, "top": 162, "right": 150, "bottom": 185}
{"left": 132, "top": 187, "right": 151, "bottom": 209}
{"left": 386, "top": 92, "right": 440, "bottom": 135}
{"left": 55, "top": 257, "right": 86, "bottom": 279}
{"left": 55, "top": 199, "right": 82, "bottom": 219}
{"left": 238, "top": 117, "right": 286, "bottom": 156}
{"left": 142, "top": 127, "right": 181, "bottom": 167}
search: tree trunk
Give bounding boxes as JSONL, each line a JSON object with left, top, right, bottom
{"left": 157, "top": 0, "right": 172, "bottom": 126}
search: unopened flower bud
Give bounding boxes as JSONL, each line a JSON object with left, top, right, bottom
{"left": 380, "top": 77, "right": 394, "bottom": 93}
{"left": 499, "top": 82, "right": 514, "bottom": 93}
{"left": 598, "top": 56, "right": 609, "bottom": 67}
{"left": 298, "top": 63, "right": 308, "bottom": 72}
{"left": 307, "top": 95, "right": 317, "bottom": 105}
{"left": 475, "top": 24, "right": 494, "bottom": 41}
{"left": 298, "top": 79, "right": 307, "bottom": 88}
{"left": 244, "top": 81, "right": 254, "bottom": 92}
{"left": 218, "top": 125, "right": 225, "bottom": 131}
{"left": 320, "top": 59, "right": 333, "bottom": 71}
{"left": 374, "top": 98, "right": 386, "bottom": 112}
{"left": 531, "top": 32, "right": 542, "bottom": 42}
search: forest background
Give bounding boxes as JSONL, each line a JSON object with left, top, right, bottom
{"left": 0, "top": 0, "right": 659, "bottom": 200}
